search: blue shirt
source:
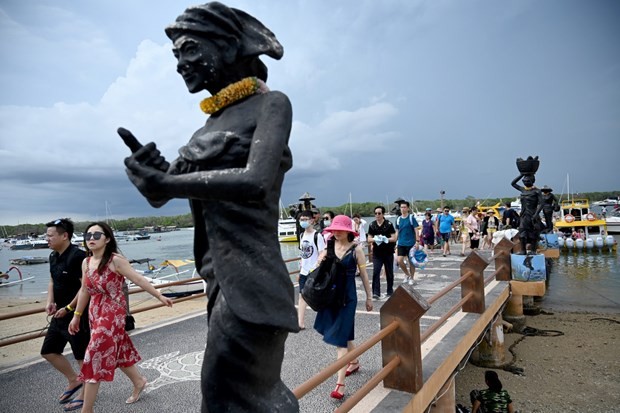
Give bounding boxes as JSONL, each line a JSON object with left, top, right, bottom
{"left": 437, "top": 214, "right": 455, "bottom": 234}
{"left": 396, "top": 214, "right": 419, "bottom": 247}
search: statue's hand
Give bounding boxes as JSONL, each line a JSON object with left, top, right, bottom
{"left": 118, "top": 127, "right": 169, "bottom": 171}
{"left": 125, "top": 155, "right": 170, "bottom": 204}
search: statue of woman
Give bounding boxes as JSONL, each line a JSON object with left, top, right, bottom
{"left": 120, "top": 3, "right": 298, "bottom": 411}
{"left": 511, "top": 173, "right": 544, "bottom": 254}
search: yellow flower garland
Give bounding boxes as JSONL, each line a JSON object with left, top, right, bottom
{"left": 199, "top": 77, "right": 266, "bottom": 115}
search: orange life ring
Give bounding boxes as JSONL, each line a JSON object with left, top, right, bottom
{"left": 564, "top": 214, "right": 575, "bottom": 223}
{"left": 586, "top": 213, "right": 596, "bottom": 221}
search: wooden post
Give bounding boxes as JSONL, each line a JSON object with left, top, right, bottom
{"left": 428, "top": 377, "right": 455, "bottom": 413}
{"left": 471, "top": 313, "right": 506, "bottom": 367}
{"left": 493, "top": 238, "right": 514, "bottom": 281}
{"left": 504, "top": 280, "right": 546, "bottom": 332}
{"left": 460, "top": 251, "right": 488, "bottom": 313}
{"left": 380, "top": 284, "right": 430, "bottom": 393}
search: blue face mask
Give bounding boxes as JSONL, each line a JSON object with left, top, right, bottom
{"left": 300, "top": 221, "right": 311, "bottom": 229}
{"left": 323, "top": 220, "right": 331, "bottom": 227}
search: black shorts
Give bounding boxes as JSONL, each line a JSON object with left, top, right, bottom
{"left": 397, "top": 245, "right": 413, "bottom": 257}
{"left": 40, "top": 315, "right": 90, "bottom": 360}
{"left": 298, "top": 273, "right": 308, "bottom": 293}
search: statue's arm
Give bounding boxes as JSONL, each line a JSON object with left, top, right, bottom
{"left": 129, "top": 92, "right": 292, "bottom": 202}
{"left": 511, "top": 174, "right": 524, "bottom": 191}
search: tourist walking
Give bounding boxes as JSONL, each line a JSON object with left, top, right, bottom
{"left": 68, "top": 222, "right": 173, "bottom": 413}
{"left": 367, "top": 206, "right": 397, "bottom": 299}
{"left": 459, "top": 207, "right": 470, "bottom": 256}
{"left": 436, "top": 207, "right": 456, "bottom": 256}
{"left": 314, "top": 215, "right": 373, "bottom": 400}
{"left": 395, "top": 201, "right": 419, "bottom": 284}
{"left": 482, "top": 210, "right": 500, "bottom": 250}
{"left": 501, "top": 202, "right": 520, "bottom": 230}
{"left": 420, "top": 212, "right": 435, "bottom": 253}
{"left": 466, "top": 207, "right": 481, "bottom": 251}
{"left": 41, "top": 218, "right": 89, "bottom": 412}
{"left": 298, "top": 210, "right": 326, "bottom": 329}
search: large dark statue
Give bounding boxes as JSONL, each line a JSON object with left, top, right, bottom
{"left": 511, "top": 157, "right": 544, "bottom": 255}
{"left": 540, "top": 185, "right": 559, "bottom": 233}
{"left": 119, "top": 3, "right": 298, "bottom": 411}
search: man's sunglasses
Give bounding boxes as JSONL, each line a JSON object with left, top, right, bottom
{"left": 374, "top": 212, "right": 383, "bottom": 215}
{"left": 84, "top": 231, "right": 105, "bottom": 241}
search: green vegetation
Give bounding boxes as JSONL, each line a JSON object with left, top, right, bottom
{"left": 3, "top": 190, "right": 617, "bottom": 237}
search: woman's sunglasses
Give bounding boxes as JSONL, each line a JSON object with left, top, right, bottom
{"left": 84, "top": 231, "right": 105, "bottom": 241}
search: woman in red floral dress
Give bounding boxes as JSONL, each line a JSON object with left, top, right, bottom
{"left": 69, "top": 222, "right": 173, "bottom": 413}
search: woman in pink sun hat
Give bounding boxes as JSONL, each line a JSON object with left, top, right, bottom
{"left": 314, "top": 215, "right": 373, "bottom": 400}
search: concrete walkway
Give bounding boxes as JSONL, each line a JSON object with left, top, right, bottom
{"left": 0, "top": 247, "right": 506, "bottom": 413}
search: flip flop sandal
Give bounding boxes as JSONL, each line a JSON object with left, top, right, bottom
{"left": 63, "top": 399, "right": 84, "bottom": 412}
{"left": 59, "top": 383, "right": 83, "bottom": 404}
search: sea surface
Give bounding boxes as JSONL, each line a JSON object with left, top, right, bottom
{"left": 1, "top": 228, "right": 618, "bottom": 313}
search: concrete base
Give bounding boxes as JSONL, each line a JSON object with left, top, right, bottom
{"left": 503, "top": 313, "right": 526, "bottom": 332}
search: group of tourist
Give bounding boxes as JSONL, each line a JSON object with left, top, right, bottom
{"left": 42, "top": 218, "right": 173, "bottom": 412}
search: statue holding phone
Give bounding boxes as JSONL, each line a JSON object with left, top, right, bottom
{"left": 119, "top": 3, "right": 298, "bottom": 411}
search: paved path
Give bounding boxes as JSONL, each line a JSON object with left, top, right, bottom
{"left": 0, "top": 248, "right": 506, "bottom": 413}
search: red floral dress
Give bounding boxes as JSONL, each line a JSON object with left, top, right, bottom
{"left": 78, "top": 256, "right": 141, "bottom": 383}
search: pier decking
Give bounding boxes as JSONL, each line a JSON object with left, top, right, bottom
{"left": 0, "top": 249, "right": 509, "bottom": 413}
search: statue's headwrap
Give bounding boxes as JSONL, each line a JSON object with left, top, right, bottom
{"left": 165, "top": 2, "right": 283, "bottom": 62}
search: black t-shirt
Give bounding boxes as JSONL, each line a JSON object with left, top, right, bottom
{"left": 368, "top": 220, "right": 396, "bottom": 255}
{"left": 49, "top": 244, "right": 87, "bottom": 308}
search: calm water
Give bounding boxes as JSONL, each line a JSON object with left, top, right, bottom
{"left": 1, "top": 228, "right": 619, "bottom": 313}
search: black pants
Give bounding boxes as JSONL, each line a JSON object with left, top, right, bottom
{"left": 372, "top": 252, "right": 394, "bottom": 296}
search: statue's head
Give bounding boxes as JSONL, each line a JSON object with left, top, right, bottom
{"left": 165, "top": 2, "right": 283, "bottom": 93}
{"left": 522, "top": 174, "right": 535, "bottom": 187}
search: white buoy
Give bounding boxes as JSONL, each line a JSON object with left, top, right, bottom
{"left": 585, "top": 238, "right": 594, "bottom": 249}
{"left": 595, "top": 237, "right": 604, "bottom": 249}
{"left": 605, "top": 235, "right": 614, "bottom": 246}
{"left": 575, "top": 238, "right": 584, "bottom": 250}
{"left": 565, "top": 238, "right": 574, "bottom": 249}
{"left": 558, "top": 237, "right": 565, "bottom": 248}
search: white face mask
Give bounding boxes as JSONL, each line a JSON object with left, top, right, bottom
{"left": 300, "top": 221, "right": 311, "bottom": 229}
{"left": 323, "top": 220, "right": 332, "bottom": 227}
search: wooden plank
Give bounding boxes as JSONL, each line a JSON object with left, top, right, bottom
{"left": 403, "top": 285, "right": 510, "bottom": 412}
{"left": 510, "top": 280, "right": 546, "bottom": 296}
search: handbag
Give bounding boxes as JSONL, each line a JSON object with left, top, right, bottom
{"left": 301, "top": 239, "right": 349, "bottom": 311}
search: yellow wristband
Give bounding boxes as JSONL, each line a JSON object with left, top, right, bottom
{"left": 66, "top": 304, "right": 74, "bottom": 312}
{"left": 74, "top": 311, "right": 82, "bottom": 317}
{"left": 358, "top": 264, "right": 367, "bottom": 269}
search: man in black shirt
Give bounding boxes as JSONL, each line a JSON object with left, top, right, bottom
{"left": 367, "top": 206, "right": 397, "bottom": 299}
{"left": 41, "top": 218, "right": 89, "bottom": 408}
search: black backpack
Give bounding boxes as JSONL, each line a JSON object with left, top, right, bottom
{"left": 301, "top": 239, "right": 349, "bottom": 311}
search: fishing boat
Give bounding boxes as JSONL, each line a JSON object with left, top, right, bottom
{"left": 0, "top": 266, "right": 35, "bottom": 287}
{"left": 9, "top": 256, "right": 49, "bottom": 265}
{"left": 554, "top": 198, "right": 616, "bottom": 253}
{"left": 130, "top": 258, "right": 204, "bottom": 297}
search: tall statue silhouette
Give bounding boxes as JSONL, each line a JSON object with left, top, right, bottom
{"left": 511, "top": 157, "right": 544, "bottom": 255}
{"left": 119, "top": 3, "right": 298, "bottom": 411}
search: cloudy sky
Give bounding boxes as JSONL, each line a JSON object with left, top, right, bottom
{"left": 1, "top": 0, "right": 619, "bottom": 226}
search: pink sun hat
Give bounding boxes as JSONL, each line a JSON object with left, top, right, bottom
{"left": 323, "top": 215, "right": 359, "bottom": 237}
